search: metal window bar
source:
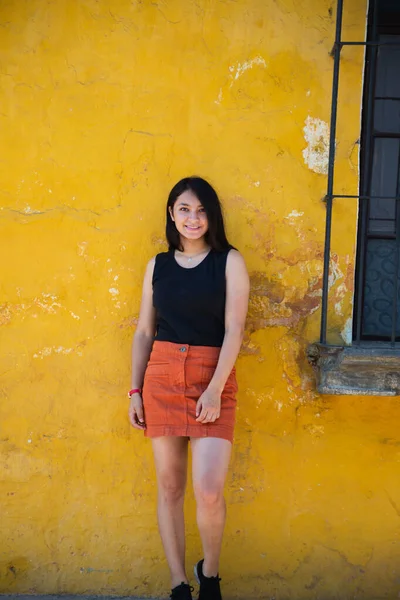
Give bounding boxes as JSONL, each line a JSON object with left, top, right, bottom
{"left": 320, "top": 0, "right": 344, "bottom": 345}
{"left": 320, "top": 0, "right": 400, "bottom": 345}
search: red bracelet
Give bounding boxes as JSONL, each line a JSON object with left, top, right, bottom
{"left": 128, "top": 388, "right": 141, "bottom": 398}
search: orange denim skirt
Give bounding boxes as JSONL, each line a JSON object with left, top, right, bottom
{"left": 142, "top": 341, "right": 237, "bottom": 442}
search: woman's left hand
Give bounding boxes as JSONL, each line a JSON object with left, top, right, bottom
{"left": 196, "top": 388, "right": 221, "bottom": 423}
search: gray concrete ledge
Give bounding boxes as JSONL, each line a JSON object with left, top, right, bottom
{"left": 307, "top": 342, "right": 400, "bottom": 395}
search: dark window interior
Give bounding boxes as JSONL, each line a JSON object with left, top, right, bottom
{"left": 354, "top": 0, "right": 400, "bottom": 342}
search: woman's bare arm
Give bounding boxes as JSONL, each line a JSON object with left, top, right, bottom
{"left": 196, "top": 250, "right": 249, "bottom": 423}
{"left": 209, "top": 250, "right": 249, "bottom": 392}
{"left": 129, "top": 257, "right": 156, "bottom": 429}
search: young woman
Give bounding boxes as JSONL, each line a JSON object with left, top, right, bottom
{"left": 128, "top": 177, "right": 249, "bottom": 600}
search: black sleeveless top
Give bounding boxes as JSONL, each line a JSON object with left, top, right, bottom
{"left": 152, "top": 248, "right": 231, "bottom": 347}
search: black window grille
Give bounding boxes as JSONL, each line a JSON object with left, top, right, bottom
{"left": 321, "top": 0, "right": 400, "bottom": 346}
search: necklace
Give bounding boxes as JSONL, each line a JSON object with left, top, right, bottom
{"left": 177, "top": 248, "right": 209, "bottom": 262}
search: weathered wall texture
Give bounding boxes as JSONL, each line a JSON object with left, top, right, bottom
{"left": 1, "top": 0, "right": 399, "bottom": 598}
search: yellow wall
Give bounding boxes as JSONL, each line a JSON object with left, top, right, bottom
{"left": 2, "top": 0, "right": 400, "bottom": 598}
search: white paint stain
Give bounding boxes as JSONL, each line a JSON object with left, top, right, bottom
{"left": 229, "top": 56, "right": 267, "bottom": 86}
{"left": 77, "top": 242, "right": 88, "bottom": 257}
{"left": 335, "top": 301, "right": 343, "bottom": 316}
{"left": 33, "top": 345, "right": 83, "bottom": 359}
{"left": 214, "top": 88, "right": 223, "bottom": 105}
{"left": 34, "top": 293, "right": 62, "bottom": 314}
{"left": 109, "top": 287, "right": 119, "bottom": 296}
{"left": 341, "top": 317, "right": 352, "bottom": 345}
{"left": 254, "top": 181, "right": 260, "bottom": 187}
{"left": 334, "top": 283, "right": 348, "bottom": 316}
{"left": 302, "top": 116, "right": 330, "bottom": 175}
{"left": 286, "top": 210, "right": 304, "bottom": 218}
{"left": 216, "top": 56, "right": 267, "bottom": 104}
{"left": 70, "top": 311, "right": 80, "bottom": 320}
{"left": 284, "top": 210, "right": 306, "bottom": 241}
{"left": 23, "top": 205, "right": 41, "bottom": 214}
{"left": 328, "top": 261, "right": 343, "bottom": 290}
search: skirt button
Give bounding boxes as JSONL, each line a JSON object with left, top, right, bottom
{"left": 180, "top": 347, "right": 186, "bottom": 352}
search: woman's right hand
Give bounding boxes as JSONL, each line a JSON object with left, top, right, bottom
{"left": 128, "top": 393, "right": 146, "bottom": 430}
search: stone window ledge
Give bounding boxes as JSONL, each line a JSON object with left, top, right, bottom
{"left": 307, "top": 343, "right": 400, "bottom": 396}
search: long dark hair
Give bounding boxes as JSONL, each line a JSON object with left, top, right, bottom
{"left": 166, "top": 177, "right": 232, "bottom": 252}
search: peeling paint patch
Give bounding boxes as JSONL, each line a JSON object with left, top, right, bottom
{"left": 33, "top": 345, "right": 83, "bottom": 359}
{"left": 215, "top": 88, "right": 223, "bottom": 105}
{"left": 334, "top": 283, "right": 348, "bottom": 316}
{"left": 77, "top": 242, "right": 88, "bottom": 257}
{"left": 23, "top": 205, "right": 41, "bottom": 214}
{"left": 229, "top": 56, "right": 267, "bottom": 85}
{"left": 285, "top": 210, "right": 304, "bottom": 219}
{"left": 0, "top": 305, "right": 12, "bottom": 325}
{"left": 341, "top": 317, "right": 353, "bottom": 345}
{"left": 34, "top": 293, "right": 62, "bottom": 314}
{"left": 328, "top": 257, "right": 343, "bottom": 290}
{"left": 216, "top": 55, "right": 267, "bottom": 102}
{"left": 305, "top": 424, "right": 325, "bottom": 438}
{"left": 335, "top": 301, "right": 343, "bottom": 316}
{"left": 118, "top": 314, "right": 139, "bottom": 329}
{"left": 109, "top": 287, "right": 119, "bottom": 296}
{"left": 302, "top": 116, "right": 329, "bottom": 175}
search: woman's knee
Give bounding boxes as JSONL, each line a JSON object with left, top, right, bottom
{"left": 194, "top": 478, "right": 224, "bottom": 507}
{"left": 157, "top": 472, "right": 186, "bottom": 505}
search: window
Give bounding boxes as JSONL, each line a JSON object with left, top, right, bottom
{"left": 308, "top": 0, "right": 400, "bottom": 395}
{"left": 354, "top": 0, "right": 400, "bottom": 342}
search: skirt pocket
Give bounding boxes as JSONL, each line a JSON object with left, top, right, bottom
{"left": 143, "top": 362, "right": 170, "bottom": 406}
{"left": 201, "top": 365, "right": 237, "bottom": 394}
{"left": 145, "top": 361, "right": 170, "bottom": 375}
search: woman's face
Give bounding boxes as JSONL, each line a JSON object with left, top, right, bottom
{"left": 169, "top": 190, "right": 209, "bottom": 241}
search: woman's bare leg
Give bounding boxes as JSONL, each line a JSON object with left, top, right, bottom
{"left": 191, "top": 437, "right": 232, "bottom": 577}
{"left": 152, "top": 436, "right": 189, "bottom": 588}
